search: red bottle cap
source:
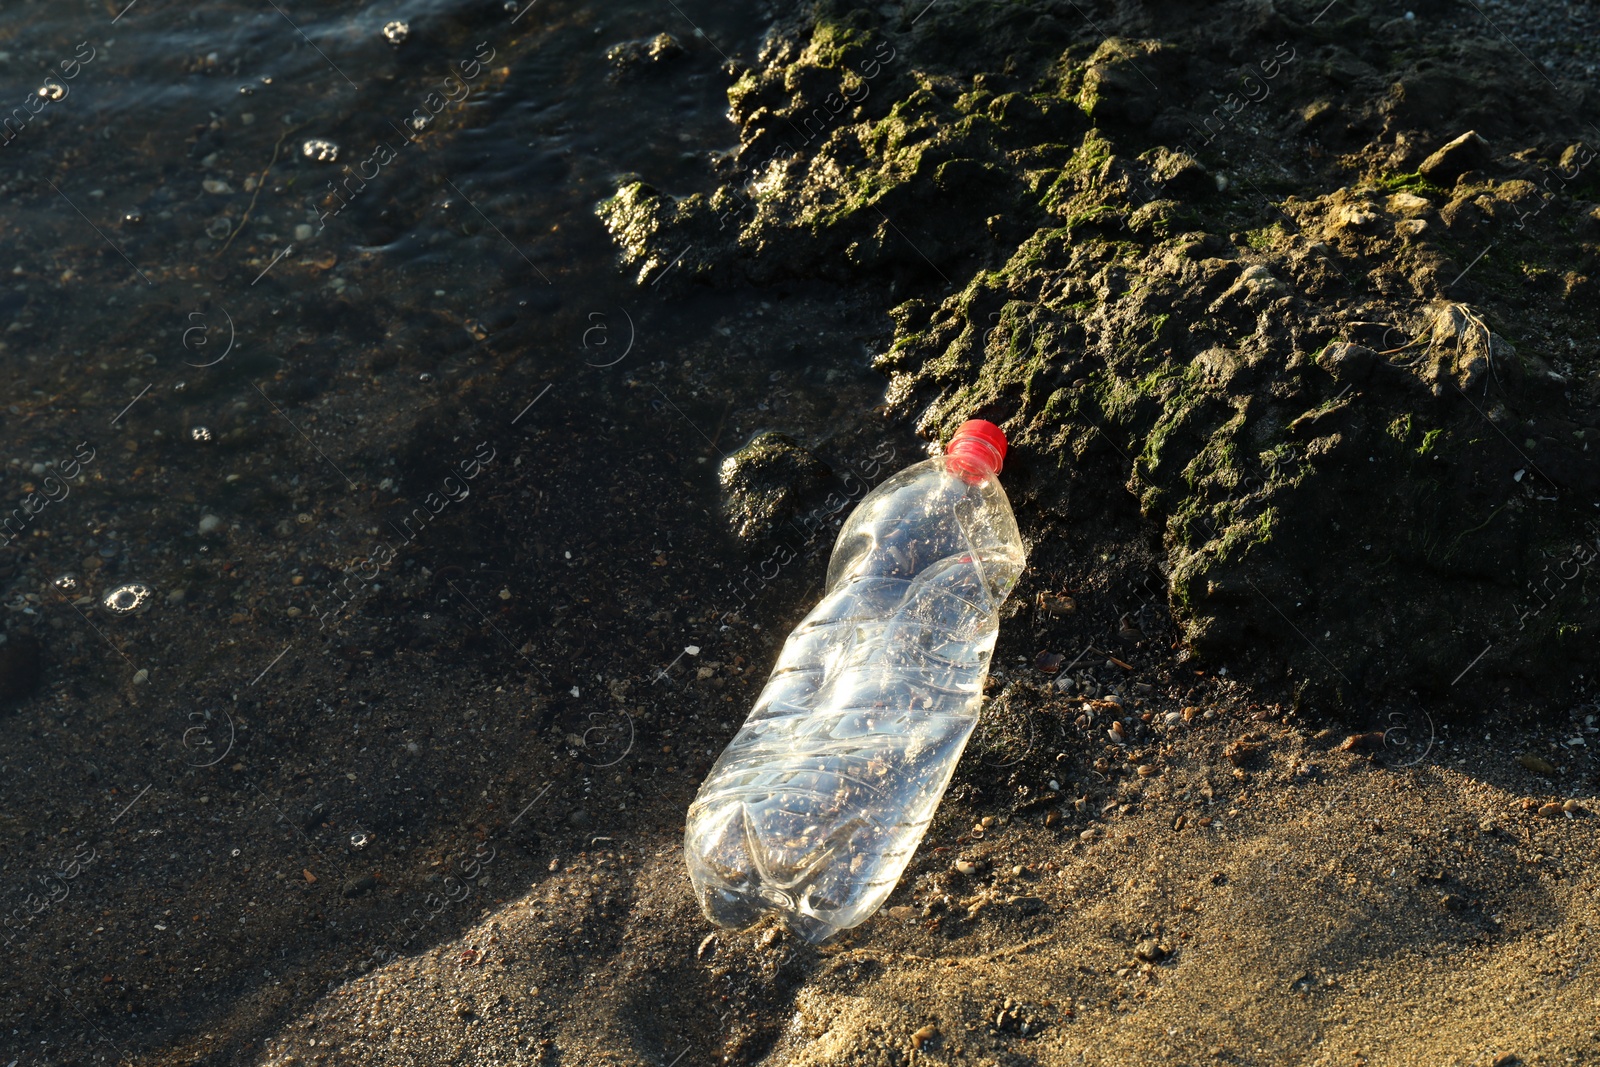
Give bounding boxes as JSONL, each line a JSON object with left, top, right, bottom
{"left": 945, "top": 419, "right": 1007, "bottom": 479}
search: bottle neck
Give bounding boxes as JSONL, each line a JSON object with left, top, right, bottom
{"left": 945, "top": 438, "right": 1003, "bottom": 481}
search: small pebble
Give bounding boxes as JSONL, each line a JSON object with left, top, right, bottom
{"left": 954, "top": 859, "right": 980, "bottom": 875}
{"left": 198, "top": 514, "right": 225, "bottom": 535}
{"left": 1517, "top": 754, "right": 1558, "bottom": 777}
{"left": 202, "top": 178, "right": 233, "bottom": 194}
{"left": 341, "top": 874, "right": 377, "bottom": 898}
{"left": 911, "top": 1023, "right": 939, "bottom": 1051}
{"left": 1039, "top": 592, "right": 1075, "bottom": 615}
{"left": 1537, "top": 802, "right": 1562, "bottom": 818}
{"left": 1134, "top": 939, "right": 1168, "bottom": 963}
{"left": 382, "top": 20, "right": 410, "bottom": 44}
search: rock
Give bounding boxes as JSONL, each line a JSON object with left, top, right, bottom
{"left": 0, "top": 634, "right": 41, "bottom": 707}
{"left": 1420, "top": 302, "right": 1511, "bottom": 395}
{"left": 198, "top": 514, "right": 225, "bottom": 535}
{"left": 1321, "top": 342, "right": 1377, "bottom": 384}
{"left": 341, "top": 874, "right": 377, "bottom": 898}
{"left": 1339, "top": 732, "right": 1386, "bottom": 752}
{"left": 718, "top": 432, "right": 832, "bottom": 542}
{"left": 1562, "top": 272, "right": 1597, "bottom": 306}
{"left": 1418, "top": 131, "right": 1491, "bottom": 186}
{"left": 1439, "top": 193, "right": 1488, "bottom": 233}
{"left": 1334, "top": 203, "right": 1381, "bottom": 233}
{"left": 1038, "top": 592, "right": 1076, "bottom": 615}
{"left": 1209, "top": 264, "right": 1288, "bottom": 312}
{"left": 1077, "top": 38, "right": 1174, "bottom": 128}
{"left": 1386, "top": 192, "right": 1433, "bottom": 216}
{"left": 1224, "top": 737, "right": 1265, "bottom": 766}
{"left": 1134, "top": 939, "right": 1168, "bottom": 962}
{"left": 606, "top": 33, "right": 684, "bottom": 75}
{"left": 911, "top": 1023, "right": 939, "bottom": 1051}
{"left": 1517, "top": 754, "right": 1558, "bottom": 777}
{"left": 1578, "top": 203, "right": 1600, "bottom": 239}
{"left": 1144, "top": 147, "right": 1211, "bottom": 197}
{"left": 1536, "top": 802, "right": 1562, "bottom": 818}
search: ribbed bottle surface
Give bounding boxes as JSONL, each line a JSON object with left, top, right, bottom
{"left": 685, "top": 454, "right": 1024, "bottom": 941}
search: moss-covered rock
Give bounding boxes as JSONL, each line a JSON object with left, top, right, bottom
{"left": 596, "top": 0, "right": 1600, "bottom": 715}
{"left": 719, "top": 432, "right": 833, "bottom": 543}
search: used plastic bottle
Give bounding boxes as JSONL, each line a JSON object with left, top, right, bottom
{"left": 685, "top": 420, "right": 1026, "bottom": 942}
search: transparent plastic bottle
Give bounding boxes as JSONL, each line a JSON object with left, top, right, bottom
{"left": 685, "top": 420, "right": 1025, "bottom": 942}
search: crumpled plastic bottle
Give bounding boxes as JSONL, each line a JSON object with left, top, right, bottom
{"left": 685, "top": 420, "right": 1025, "bottom": 941}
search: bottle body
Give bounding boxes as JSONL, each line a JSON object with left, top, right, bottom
{"left": 685, "top": 451, "right": 1024, "bottom": 942}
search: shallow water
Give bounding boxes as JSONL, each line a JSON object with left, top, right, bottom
{"left": 0, "top": 1, "right": 918, "bottom": 1061}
